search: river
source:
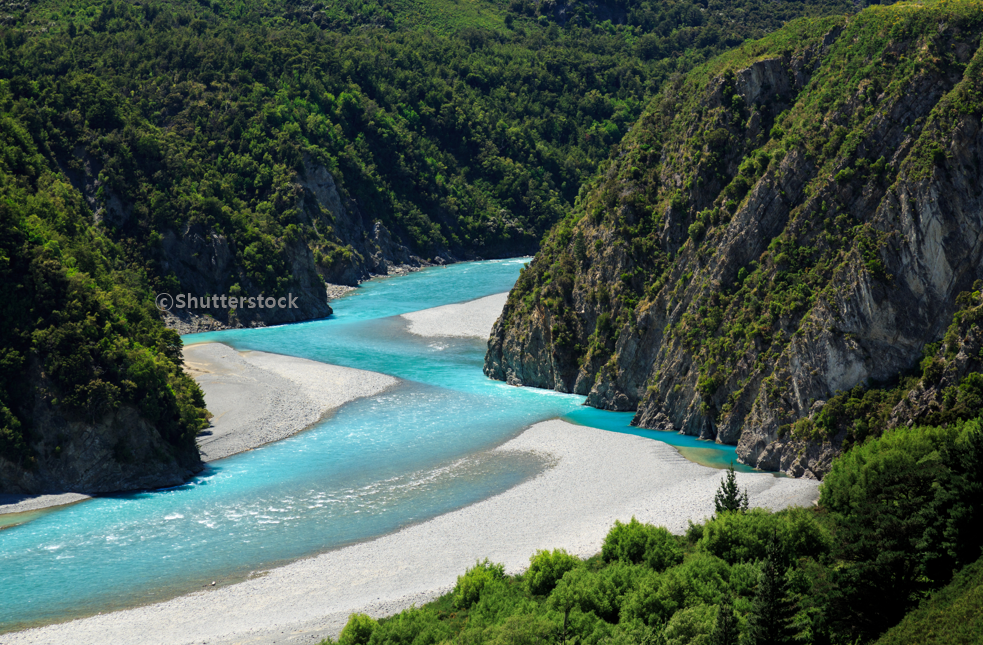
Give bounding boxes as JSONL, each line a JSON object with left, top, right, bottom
{"left": 0, "top": 258, "right": 750, "bottom": 632}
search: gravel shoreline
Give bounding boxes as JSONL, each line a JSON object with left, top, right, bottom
{"left": 401, "top": 292, "right": 508, "bottom": 338}
{"left": 0, "top": 492, "right": 92, "bottom": 515}
{"left": 5, "top": 420, "right": 820, "bottom": 645}
{"left": 184, "top": 343, "right": 398, "bottom": 461}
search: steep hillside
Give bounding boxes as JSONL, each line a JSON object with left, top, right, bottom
{"left": 874, "top": 554, "right": 983, "bottom": 645}
{"left": 486, "top": 0, "right": 983, "bottom": 476}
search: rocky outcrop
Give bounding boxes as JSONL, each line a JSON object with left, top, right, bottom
{"left": 298, "top": 156, "right": 433, "bottom": 286}
{"left": 486, "top": 6, "right": 983, "bottom": 476}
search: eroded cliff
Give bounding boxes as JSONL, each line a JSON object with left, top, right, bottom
{"left": 486, "top": 1, "right": 983, "bottom": 476}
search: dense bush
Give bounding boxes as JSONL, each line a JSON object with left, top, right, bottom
{"left": 454, "top": 559, "right": 506, "bottom": 609}
{"left": 0, "top": 152, "right": 207, "bottom": 465}
{"left": 338, "top": 613, "right": 377, "bottom": 645}
{"left": 602, "top": 517, "right": 684, "bottom": 571}
{"left": 525, "top": 549, "right": 580, "bottom": 596}
{"left": 697, "top": 507, "right": 831, "bottom": 569}
{"left": 874, "top": 555, "right": 983, "bottom": 645}
{"left": 820, "top": 419, "right": 983, "bottom": 640}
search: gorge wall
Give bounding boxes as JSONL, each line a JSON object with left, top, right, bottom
{"left": 486, "top": 3, "right": 983, "bottom": 477}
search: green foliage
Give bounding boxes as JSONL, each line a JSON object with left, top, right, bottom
{"left": 623, "top": 553, "right": 733, "bottom": 626}
{"left": 708, "top": 602, "right": 740, "bottom": 645}
{"left": 0, "top": 157, "right": 207, "bottom": 464}
{"left": 525, "top": 549, "right": 580, "bottom": 596}
{"left": 0, "top": 0, "right": 845, "bottom": 277}
{"left": 742, "top": 540, "right": 798, "bottom": 645}
{"left": 603, "top": 518, "right": 684, "bottom": 571}
{"left": 698, "top": 508, "right": 831, "bottom": 570}
{"left": 820, "top": 419, "right": 983, "bottom": 641}
{"left": 663, "top": 603, "right": 716, "bottom": 645}
{"left": 454, "top": 559, "right": 506, "bottom": 609}
{"left": 874, "top": 553, "right": 983, "bottom": 645}
{"left": 339, "top": 613, "right": 378, "bottom": 645}
{"left": 713, "top": 463, "right": 749, "bottom": 514}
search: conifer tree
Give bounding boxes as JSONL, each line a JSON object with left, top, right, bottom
{"left": 742, "top": 539, "right": 799, "bottom": 645}
{"left": 709, "top": 601, "right": 739, "bottom": 645}
{"left": 714, "top": 462, "right": 750, "bottom": 514}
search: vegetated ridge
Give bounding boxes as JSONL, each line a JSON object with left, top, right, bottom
{"left": 486, "top": 0, "right": 983, "bottom": 477}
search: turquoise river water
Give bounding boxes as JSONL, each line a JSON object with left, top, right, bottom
{"left": 0, "top": 258, "right": 753, "bottom": 632}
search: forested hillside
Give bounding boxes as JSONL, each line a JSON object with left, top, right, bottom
{"left": 486, "top": 0, "right": 983, "bottom": 476}
{"left": 1, "top": 0, "right": 867, "bottom": 492}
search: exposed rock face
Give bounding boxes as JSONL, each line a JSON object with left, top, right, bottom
{"left": 156, "top": 221, "right": 332, "bottom": 328}
{"left": 298, "top": 157, "right": 432, "bottom": 286}
{"left": 486, "top": 8, "right": 983, "bottom": 476}
{"left": 62, "top": 150, "right": 443, "bottom": 333}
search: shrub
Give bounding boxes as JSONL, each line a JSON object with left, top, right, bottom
{"left": 363, "top": 606, "right": 450, "bottom": 645}
{"left": 663, "top": 604, "right": 717, "bottom": 645}
{"left": 688, "top": 220, "right": 706, "bottom": 242}
{"left": 697, "top": 507, "right": 830, "bottom": 568}
{"left": 484, "top": 614, "right": 557, "bottom": 645}
{"left": 548, "top": 566, "right": 619, "bottom": 622}
{"left": 339, "top": 613, "right": 377, "bottom": 645}
{"left": 602, "top": 518, "right": 684, "bottom": 571}
{"left": 526, "top": 548, "right": 580, "bottom": 596}
{"left": 454, "top": 559, "right": 506, "bottom": 609}
{"left": 622, "top": 554, "right": 731, "bottom": 626}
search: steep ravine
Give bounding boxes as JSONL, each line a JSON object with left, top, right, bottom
{"left": 486, "top": 2, "right": 983, "bottom": 477}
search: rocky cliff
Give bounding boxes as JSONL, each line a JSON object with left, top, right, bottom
{"left": 0, "top": 368, "right": 203, "bottom": 495}
{"left": 486, "top": 1, "right": 983, "bottom": 476}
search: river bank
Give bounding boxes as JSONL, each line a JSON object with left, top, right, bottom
{"left": 4, "top": 418, "right": 819, "bottom": 645}
{"left": 183, "top": 343, "right": 398, "bottom": 461}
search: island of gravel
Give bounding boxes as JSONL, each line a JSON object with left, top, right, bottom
{"left": 4, "top": 295, "right": 821, "bottom": 645}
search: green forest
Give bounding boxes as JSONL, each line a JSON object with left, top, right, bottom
{"left": 323, "top": 419, "right": 983, "bottom": 645}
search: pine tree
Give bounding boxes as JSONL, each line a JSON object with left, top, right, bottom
{"left": 714, "top": 462, "right": 750, "bottom": 514}
{"left": 743, "top": 539, "right": 799, "bottom": 645}
{"left": 709, "top": 601, "right": 739, "bottom": 645}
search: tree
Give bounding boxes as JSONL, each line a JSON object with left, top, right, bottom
{"left": 742, "top": 539, "right": 798, "bottom": 645}
{"left": 714, "top": 462, "right": 749, "bottom": 514}
{"left": 709, "top": 601, "right": 740, "bottom": 645}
